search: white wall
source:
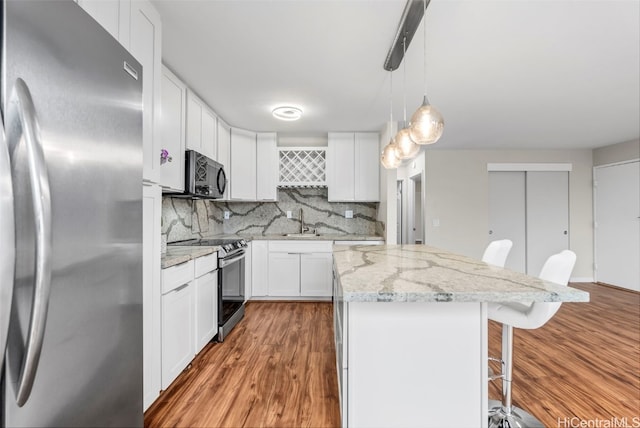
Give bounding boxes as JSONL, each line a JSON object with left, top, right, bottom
{"left": 378, "top": 122, "right": 398, "bottom": 244}
{"left": 593, "top": 139, "right": 639, "bottom": 166}
{"left": 422, "top": 149, "right": 594, "bottom": 280}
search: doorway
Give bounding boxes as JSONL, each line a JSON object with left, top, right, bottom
{"left": 408, "top": 173, "right": 424, "bottom": 245}
{"left": 397, "top": 180, "right": 403, "bottom": 243}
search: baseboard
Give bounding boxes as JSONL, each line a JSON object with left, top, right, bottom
{"left": 570, "top": 277, "right": 594, "bottom": 283}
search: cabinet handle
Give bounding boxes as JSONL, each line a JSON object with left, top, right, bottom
{"left": 173, "top": 282, "right": 190, "bottom": 293}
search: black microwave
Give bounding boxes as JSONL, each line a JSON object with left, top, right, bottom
{"left": 185, "top": 150, "right": 227, "bottom": 199}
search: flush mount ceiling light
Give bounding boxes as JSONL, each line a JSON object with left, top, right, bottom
{"left": 272, "top": 106, "right": 302, "bottom": 121}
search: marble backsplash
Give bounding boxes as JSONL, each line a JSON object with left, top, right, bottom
{"left": 162, "top": 188, "right": 383, "bottom": 243}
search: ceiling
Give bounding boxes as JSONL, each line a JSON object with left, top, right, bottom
{"left": 153, "top": 0, "right": 639, "bottom": 150}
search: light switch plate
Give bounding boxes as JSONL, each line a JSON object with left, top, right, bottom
{"left": 287, "top": 211, "right": 292, "bottom": 219}
{"left": 345, "top": 210, "right": 353, "bottom": 219}
{"left": 432, "top": 218, "right": 440, "bottom": 227}
{"left": 224, "top": 211, "right": 230, "bottom": 220}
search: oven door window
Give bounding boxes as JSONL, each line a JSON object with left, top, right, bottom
{"left": 219, "top": 256, "right": 244, "bottom": 324}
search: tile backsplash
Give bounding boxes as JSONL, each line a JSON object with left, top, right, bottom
{"left": 162, "top": 188, "right": 383, "bottom": 243}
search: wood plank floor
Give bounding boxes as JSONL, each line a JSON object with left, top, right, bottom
{"left": 145, "top": 283, "right": 639, "bottom": 427}
{"left": 144, "top": 302, "right": 341, "bottom": 428}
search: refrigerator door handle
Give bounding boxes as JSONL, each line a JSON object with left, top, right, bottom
{"left": 0, "top": 116, "right": 16, "bottom": 370}
{"left": 6, "top": 78, "right": 53, "bottom": 407}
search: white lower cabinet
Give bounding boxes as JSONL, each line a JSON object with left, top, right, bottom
{"left": 300, "top": 253, "right": 333, "bottom": 296}
{"left": 161, "top": 269, "right": 194, "bottom": 390}
{"left": 251, "top": 241, "right": 269, "bottom": 297}
{"left": 268, "top": 252, "right": 301, "bottom": 296}
{"left": 161, "top": 253, "right": 217, "bottom": 391}
{"left": 265, "top": 241, "right": 333, "bottom": 298}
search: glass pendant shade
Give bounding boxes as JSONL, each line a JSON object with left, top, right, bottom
{"left": 409, "top": 96, "right": 444, "bottom": 145}
{"left": 394, "top": 127, "right": 420, "bottom": 160}
{"left": 381, "top": 140, "right": 402, "bottom": 169}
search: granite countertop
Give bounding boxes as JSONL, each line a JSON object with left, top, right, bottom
{"left": 333, "top": 244, "right": 590, "bottom": 303}
{"left": 161, "top": 246, "right": 220, "bottom": 269}
{"left": 244, "top": 234, "right": 384, "bottom": 241}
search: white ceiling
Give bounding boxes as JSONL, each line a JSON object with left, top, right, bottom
{"left": 153, "top": 0, "right": 639, "bottom": 150}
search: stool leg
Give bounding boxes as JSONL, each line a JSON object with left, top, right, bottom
{"left": 501, "top": 324, "right": 513, "bottom": 414}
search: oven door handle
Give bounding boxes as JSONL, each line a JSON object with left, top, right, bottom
{"left": 219, "top": 252, "right": 245, "bottom": 268}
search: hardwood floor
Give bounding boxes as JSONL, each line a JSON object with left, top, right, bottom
{"left": 488, "top": 282, "right": 640, "bottom": 426}
{"left": 145, "top": 283, "right": 639, "bottom": 428}
{"left": 144, "top": 302, "right": 341, "bottom": 428}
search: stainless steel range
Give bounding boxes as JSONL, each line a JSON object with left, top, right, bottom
{"left": 168, "top": 237, "right": 248, "bottom": 341}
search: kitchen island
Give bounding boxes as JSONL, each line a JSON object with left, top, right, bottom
{"left": 332, "top": 245, "right": 589, "bottom": 428}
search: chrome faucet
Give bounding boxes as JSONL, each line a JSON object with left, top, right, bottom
{"left": 300, "top": 208, "right": 309, "bottom": 234}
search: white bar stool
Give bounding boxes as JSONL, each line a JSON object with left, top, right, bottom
{"left": 482, "top": 239, "right": 513, "bottom": 267}
{"left": 487, "top": 249, "right": 577, "bottom": 428}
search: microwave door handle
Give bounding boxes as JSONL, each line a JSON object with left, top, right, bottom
{"left": 7, "top": 79, "right": 53, "bottom": 406}
{"left": 0, "top": 116, "right": 16, "bottom": 370}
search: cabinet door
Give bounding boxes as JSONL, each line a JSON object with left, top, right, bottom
{"left": 77, "top": 0, "right": 122, "bottom": 41}
{"left": 300, "top": 253, "right": 333, "bottom": 297}
{"left": 354, "top": 133, "right": 380, "bottom": 201}
{"left": 130, "top": 0, "right": 161, "bottom": 184}
{"left": 230, "top": 128, "right": 257, "bottom": 200}
{"left": 328, "top": 132, "right": 355, "bottom": 201}
{"left": 268, "top": 253, "right": 300, "bottom": 296}
{"left": 202, "top": 108, "right": 217, "bottom": 160}
{"left": 195, "top": 271, "right": 217, "bottom": 354}
{"left": 256, "top": 133, "right": 278, "bottom": 201}
{"left": 244, "top": 242, "right": 253, "bottom": 301}
{"left": 161, "top": 281, "right": 194, "bottom": 390}
{"left": 251, "top": 241, "right": 269, "bottom": 297}
{"left": 143, "top": 184, "right": 161, "bottom": 409}
{"left": 186, "top": 91, "right": 203, "bottom": 153}
{"left": 159, "top": 66, "right": 186, "bottom": 192}
{"left": 216, "top": 119, "right": 231, "bottom": 200}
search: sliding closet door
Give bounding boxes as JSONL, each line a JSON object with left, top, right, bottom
{"left": 488, "top": 172, "right": 526, "bottom": 272}
{"left": 595, "top": 161, "right": 640, "bottom": 291}
{"left": 526, "top": 172, "right": 569, "bottom": 276}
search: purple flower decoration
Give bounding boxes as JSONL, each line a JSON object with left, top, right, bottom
{"left": 160, "top": 149, "right": 172, "bottom": 165}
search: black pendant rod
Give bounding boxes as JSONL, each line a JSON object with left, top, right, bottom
{"left": 383, "top": 0, "right": 431, "bottom": 71}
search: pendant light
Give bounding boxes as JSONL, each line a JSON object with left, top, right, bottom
{"left": 409, "top": 0, "right": 444, "bottom": 145}
{"left": 394, "top": 36, "right": 420, "bottom": 160}
{"left": 381, "top": 70, "right": 401, "bottom": 169}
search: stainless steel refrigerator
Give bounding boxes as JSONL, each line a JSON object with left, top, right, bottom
{"left": 1, "top": 1, "right": 143, "bottom": 426}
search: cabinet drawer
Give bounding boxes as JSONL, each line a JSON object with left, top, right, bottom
{"left": 162, "top": 260, "right": 194, "bottom": 294}
{"left": 268, "top": 240, "right": 332, "bottom": 253}
{"left": 194, "top": 252, "right": 218, "bottom": 278}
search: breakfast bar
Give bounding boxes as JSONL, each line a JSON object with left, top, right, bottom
{"left": 332, "top": 245, "right": 589, "bottom": 428}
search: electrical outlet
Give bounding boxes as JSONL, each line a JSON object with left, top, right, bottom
{"left": 224, "top": 211, "right": 230, "bottom": 220}
{"left": 287, "top": 211, "right": 292, "bottom": 219}
{"left": 345, "top": 210, "right": 353, "bottom": 219}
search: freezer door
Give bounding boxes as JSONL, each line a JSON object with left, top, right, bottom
{"left": 2, "top": 1, "right": 143, "bottom": 427}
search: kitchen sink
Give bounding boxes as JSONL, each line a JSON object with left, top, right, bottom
{"left": 282, "top": 233, "right": 321, "bottom": 237}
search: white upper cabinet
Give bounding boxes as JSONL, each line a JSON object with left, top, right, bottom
{"left": 159, "top": 66, "right": 186, "bottom": 192}
{"left": 256, "top": 132, "right": 278, "bottom": 201}
{"left": 186, "top": 90, "right": 217, "bottom": 160}
{"left": 129, "top": 0, "right": 162, "bottom": 184}
{"left": 77, "top": 0, "right": 129, "bottom": 42}
{"left": 216, "top": 119, "right": 231, "bottom": 200}
{"left": 327, "top": 132, "right": 379, "bottom": 202}
{"left": 230, "top": 128, "right": 257, "bottom": 200}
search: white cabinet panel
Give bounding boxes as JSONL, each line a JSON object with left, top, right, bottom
{"left": 195, "top": 271, "right": 217, "bottom": 353}
{"left": 256, "top": 132, "right": 278, "bottom": 201}
{"left": 159, "top": 66, "right": 186, "bottom": 192}
{"left": 161, "top": 281, "right": 194, "bottom": 389}
{"left": 328, "top": 132, "right": 379, "bottom": 202}
{"left": 251, "top": 241, "right": 269, "bottom": 297}
{"left": 354, "top": 133, "right": 380, "bottom": 201}
{"left": 230, "top": 128, "right": 257, "bottom": 200}
{"left": 328, "top": 132, "right": 355, "bottom": 201}
{"left": 77, "top": 0, "right": 123, "bottom": 41}
{"left": 268, "top": 253, "right": 300, "bottom": 296}
{"left": 142, "top": 184, "right": 161, "bottom": 410}
{"left": 202, "top": 108, "right": 217, "bottom": 161}
{"left": 217, "top": 119, "right": 231, "bottom": 200}
{"left": 186, "top": 91, "right": 202, "bottom": 153}
{"left": 130, "top": 0, "right": 161, "bottom": 184}
{"left": 244, "top": 242, "right": 253, "bottom": 301}
{"left": 300, "top": 253, "right": 333, "bottom": 296}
